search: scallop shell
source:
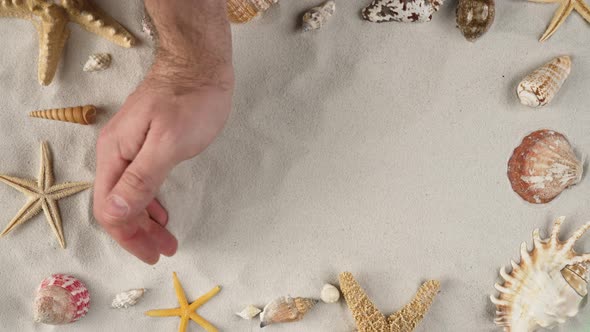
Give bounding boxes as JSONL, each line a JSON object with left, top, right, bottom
{"left": 236, "top": 304, "right": 262, "bottom": 320}
{"left": 320, "top": 284, "right": 340, "bottom": 303}
{"left": 362, "top": 0, "right": 444, "bottom": 23}
{"left": 30, "top": 105, "right": 97, "bottom": 125}
{"left": 83, "top": 53, "right": 111, "bottom": 72}
{"left": 302, "top": 1, "right": 336, "bottom": 32}
{"left": 491, "top": 217, "right": 590, "bottom": 331}
{"left": 111, "top": 289, "right": 146, "bottom": 309}
{"left": 507, "top": 129, "right": 582, "bottom": 204}
{"left": 33, "top": 274, "right": 90, "bottom": 325}
{"left": 226, "top": 0, "right": 278, "bottom": 23}
{"left": 517, "top": 56, "right": 571, "bottom": 108}
{"left": 259, "top": 296, "right": 318, "bottom": 327}
{"left": 456, "top": 0, "right": 495, "bottom": 41}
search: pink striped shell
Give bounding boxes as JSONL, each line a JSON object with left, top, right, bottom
{"left": 33, "top": 274, "right": 90, "bottom": 325}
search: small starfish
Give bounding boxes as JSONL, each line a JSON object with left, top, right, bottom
{"left": 0, "top": 0, "right": 135, "bottom": 85}
{"left": 0, "top": 142, "right": 92, "bottom": 249}
{"left": 530, "top": 0, "right": 590, "bottom": 41}
{"left": 339, "top": 272, "right": 440, "bottom": 332}
{"left": 146, "top": 272, "right": 221, "bottom": 332}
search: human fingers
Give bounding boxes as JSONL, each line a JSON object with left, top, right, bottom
{"left": 147, "top": 198, "right": 169, "bottom": 226}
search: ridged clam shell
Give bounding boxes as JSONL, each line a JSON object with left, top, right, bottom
{"left": 226, "top": 0, "right": 278, "bottom": 23}
{"left": 302, "top": 1, "right": 336, "bottom": 32}
{"left": 30, "top": 105, "right": 97, "bottom": 125}
{"left": 83, "top": 53, "right": 111, "bottom": 72}
{"left": 111, "top": 289, "right": 146, "bottom": 309}
{"left": 259, "top": 296, "right": 318, "bottom": 327}
{"left": 33, "top": 274, "right": 90, "bottom": 325}
{"left": 362, "top": 0, "right": 444, "bottom": 23}
{"left": 456, "top": 0, "right": 495, "bottom": 41}
{"left": 507, "top": 129, "right": 582, "bottom": 204}
{"left": 235, "top": 304, "right": 262, "bottom": 320}
{"left": 517, "top": 56, "right": 571, "bottom": 107}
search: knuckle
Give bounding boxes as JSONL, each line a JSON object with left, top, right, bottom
{"left": 121, "top": 169, "right": 153, "bottom": 195}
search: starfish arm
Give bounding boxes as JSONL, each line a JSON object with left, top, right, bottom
{"left": 528, "top": 0, "right": 560, "bottom": 3}
{"left": 339, "top": 272, "right": 389, "bottom": 332}
{"left": 0, "top": 198, "right": 43, "bottom": 237}
{"left": 42, "top": 198, "right": 66, "bottom": 249}
{"left": 189, "top": 286, "right": 221, "bottom": 311}
{"left": 178, "top": 315, "right": 189, "bottom": 332}
{"left": 47, "top": 182, "right": 92, "bottom": 200}
{"left": 540, "top": 0, "right": 576, "bottom": 41}
{"left": 145, "top": 308, "right": 182, "bottom": 317}
{"left": 189, "top": 312, "right": 218, "bottom": 332}
{"left": 387, "top": 280, "right": 441, "bottom": 332}
{"left": 38, "top": 142, "right": 54, "bottom": 190}
{"left": 34, "top": 3, "right": 70, "bottom": 85}
{"left": 0, "top": 0, "right": 34, "bottom": 19}
{"left": 172, "top": 272, "right": 189, "bottom": 308}
{"left": 0, "top": 175, "right": 41, "bottom": 196}
{"left": 574, "top": 0, "right": 590, "bottom": 22}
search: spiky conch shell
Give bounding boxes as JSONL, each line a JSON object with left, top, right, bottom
{"left": 33, "top": 274, "right": 90, "bottom": 325}
{"left": 111, "top": 289, "right": 146, "bottom": 309}
{"left": 456, "top": 0, "right": 495, "bottom": 42}
{"left": 491, "top": 217, "right": 590, "bottom": 332}
{"left": 30, "top": 105, "right": 97, "bottom": 125}
{"left": 226, "top": 0, "right": 278, "bottom": 23}
{"left": 259, "top": 296, "right": 318, "bottom": 327}
{"left": 83, "top": 53, "right": 111, "bottom": 72}
{"left": 302, "top": 1, "right": 336, "bottom": 32}
{"left": 517, "top": 56, "right": 571, "bottom": 108}
{"left": 507, "top": 129, "right": 582, "bottom": 204}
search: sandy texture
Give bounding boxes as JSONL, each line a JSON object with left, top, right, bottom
{"left": 0, "top": 0, "right": 590, "bottom": 331}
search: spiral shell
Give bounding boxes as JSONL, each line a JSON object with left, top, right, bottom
{"left": 456, "top": 0, "right": 495, "bottom": 41}
{"left": 517, "top": 56, "right": 571, "bottom": 108}
{"left": 30, "top": 105, "right": 97, "bottom": 125}
{"left": 83, "top": 53, "right": 111, "bottom": 72}
{"left": 226, "top": 0, "right": 278, "bottom": 23}
{"left": 302, "top": 1, "right": 336, "bottom": 32}
{"left": 33, "top": 274, "right": 90, "bottom": 325}
{"left": 111, "top": 289, "right": 146, "bottom": 309}
{"left": 260, "top": 296, "right": 318, "bottom": 327}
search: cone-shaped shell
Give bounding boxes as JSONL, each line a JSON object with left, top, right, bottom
{"left": 517, "top": 56, "right": 571, "bottom": 107}
{"left": 30, "top": 105, "right": 97, "bottom": 125}
{"left": 83, "top": 53, "right": 111, "bottom": 72}
{"left": 259, "top": 296, "right": 318, "bottom": 327}
{"left": 33, "top": 274, "right": 90, "bottom": 325}
{"left": 456, "top": 0, "right": 495, "bottom": 41}
{"left": 226, "top": 0, "right": 278, "bottom": 23}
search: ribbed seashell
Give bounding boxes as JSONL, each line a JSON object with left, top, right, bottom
{"left": 259, "top": 296, "right": 318, "bottom": 327}
{"left": 226, "top": 0, "right": 278, "bottom": 23}
{"left": 362, "top": 0, "right": 444, "bottom": 23}
{"left": 111, "top": 289, "right": 146, "bottom": 309}
{"left": 507, "top": 129, "right": 582, "bottom": 204}
{"left": 517, "top": 56, "right": 571, "bottom": 108}
{"left": 320, "top": 284, "right": 340, "bottom": 303}
{"left": 302, "top": 1, "right": 335, "bottom": 32}
{"left": 491, "top": 217, "right": 590, "bottom": 331}
{"left": 83, "top": 53, "right": 111, "bottom": 72}
{"left": 235, "top": 304, "right": 262, "bottom": 320}
{"left": 33, "top": 274, "right": 90, "bottom": 325}
{"left": 456, "top": 0, "right": 495, "bottom": 41}
{"left": 30, "top": 105, "right": 97, "bottom": 125}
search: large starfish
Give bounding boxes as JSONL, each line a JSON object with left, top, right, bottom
{"left": 146, "top": 272, "right": 221, "bottom": 332}
{"left": 530, "top": 0, "right": 590, "bottom": 41}
{"left": 0, "top": 0, "right": 135, "bottom": 85}
{"left": 339, "top": 272, "right": 440, "bottom": 332}
{"left": 0, "top": 142, "right": 92, "bottom": 249}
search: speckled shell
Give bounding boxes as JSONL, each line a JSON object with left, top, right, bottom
{"left": 260, "top": 296, "right": 318, "bottom": 327}
{"left": 226, "top": 0, "right": 278, "bottom": 23}
{"left": 456, "top": 0, "right": 495, "bottom": 41}
{"left": 33, "top": 274, "right": 90, "bottom": 325}
{"left": 302, "top": 1, "right": 335, "bottom": 32}
{"left": 507, "top": 129, "right": 582, "bottom": 204}
{"left": 83, "top": 53, "right": 111, "bottom": 72}
{"left": 111, "top": 289, "right": 146, "bottom": 309}
{"left": 362, "top": 0, "right": 444, "bottom": 23}
{"left": 517, "top": 56, "right": 571, "bottom": 108}
{"left": 30, "top": 105, "right": 97, "bottom": 125}
{"left": 491, "top": 217, "right": 590, "bottom": 331}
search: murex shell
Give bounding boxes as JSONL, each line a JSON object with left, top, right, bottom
{"left": 33, "top": 274, "right": 90, "bottom": 325}
{"left": 302, "top": 1, "right": 336, "bottom": 32}
{"left": 260, "top": 296, "right": 318, "bottom": 327}
{"left": 508, "top": 129, "right": 582, "bottom": 204}
{"left": 491, "top": 217, "right": 590, "bottom": 332}
{"left": 517, "top": 56, "right": 571, "bottom": 108}
{"left": 83, "top": 53, "right": 111, "bottom": 72}
{"left": 226, "top": 0, "right": 278, "bottom": 23}
{"left": 362, "top": 0, "right": 444, "bottom": 23}
{"left": 456, "top": 0, "right": 495, "bottom": 41}
{"left": 111, "top": 289, "right": 146, "bottom": 309}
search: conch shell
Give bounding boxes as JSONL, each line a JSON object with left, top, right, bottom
{"left": 456, "top": 0, "right": 495, "bottom": 41}
{"left": 491, "top": 217, "right": 590, "bottom": 332}
{"left": 30, "top": 105, "right": 97, "bottom": 125}
{"left": 362, "top": 0, "right": 444, "bottom": 23}
{"left": 111, "top": 289, "right": 146, "bottom": 309}
{"left": 226, "top": 0, "right": 278, "bottom": 23}
{"left": 33, "top": 274, "right": 90, "bottom": 325}
{"left": 83, "top": 53, "right": 111, "bottom": 72}
{"left": 259, "top": 296, "right": 318, "bottom": 327}
{"left": 517, "top": 56, "right": 571, "bottom": 108}
{"left": 302, "top": 1, "right": 336, "bottom": 32}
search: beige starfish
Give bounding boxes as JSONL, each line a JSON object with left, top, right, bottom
{"left": 0, "top": 0, "right": 135, "bottom": 85}
{"left": 339, "top": 272, "right": 440, "bottom": 332}
{"left": 0, "top": 142, "right": 92, "bottom": 248}
{"left": 530, "top": 0, "right": 590, "bottom": 41}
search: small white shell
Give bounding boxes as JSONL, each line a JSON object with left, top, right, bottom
{"left": 111, "top": 289, "right": 146, "bottom": 309}
{"left": 302, "top": 1, "right": 336, "bottom": 32}
{"left": 83, "top": 53, "right": 112, "bottom": 72}
{"left": 320, "top": 284, "right": 340, "bottom": 303}
{"left": 141, "top": 13, "right": 156, "bottom": 40}
{"left": 235, "top": 304, "right": 262, "bottom": 320}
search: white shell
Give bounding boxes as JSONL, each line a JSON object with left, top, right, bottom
{"left": 302, "top": 1, "right": 336, "bottom": 32}
{"left": 362, "top": 0, "right": 444, "bottom": 23}
{"left": 141, "top": 13, "right": 156, "bottom": 40}
{"left": 517, "top": 56, "right": 571, "bottom": 108}
{"left": 111, "top": 289, "right": 146, "bottom": 309}
{"left": 320, "top": 284, "right": 340, "bottom": 303}
{"left": 235, "top": 304, "right": 262, "bottom": 320}
{"left": 83, "top": 53, "right": 112, "bottom": 72}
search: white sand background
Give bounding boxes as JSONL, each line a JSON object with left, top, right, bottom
{"left": 1, "top": 0, "right": 590, "bottom": 331}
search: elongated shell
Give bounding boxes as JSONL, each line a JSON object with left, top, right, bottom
{"left": 456, "top": 0, "right": 495, "bottom": 41}
{"left": 111, "top": 289, "right": 146, "bottom": 309}
{"left": 517, "top": 56, "right": 571, "bottom": 107}
{"left": 30, "top": 105, "right": 97, "bottom": 125}
{"left": 507, "top": 129, "right": 582, "bottom": 204}
{"left": 226, "top": 0, "right": 278, "bottom": 23}
{"left": 33, "top": 274, "right": 90, "bottom": 325}
{"left": 83, "top": 53, "right": 111, "bottom": 72}
{"left": 491, "top": 217, "right": 590, "bottom": 331}
{"left": 362, "top": 0, "right": 444, "bottom": 23}
{"left": 260, "top": 296, "right": 318, "bottom": 327}
{"left": 302, "top": 1, "right": 335, "bottom": 32}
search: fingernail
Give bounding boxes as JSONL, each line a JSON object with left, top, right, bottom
{"left": 106, "top": 195, "right": 129, "bottom": 218}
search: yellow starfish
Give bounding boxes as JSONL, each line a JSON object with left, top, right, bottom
{"left": 146, "top": 272, "right": 221, "bottom": 332}
{"left": 0, "top": 142, "right": 92, "bottom": 249}
{"left": 0, "top": 0, "right": 135, "bottom": 85}
{"left": 530, "top": 0, "right": 590, "bottom": 41}
{"left": 339, "top": 272, "right": 440, "bottom": 332}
